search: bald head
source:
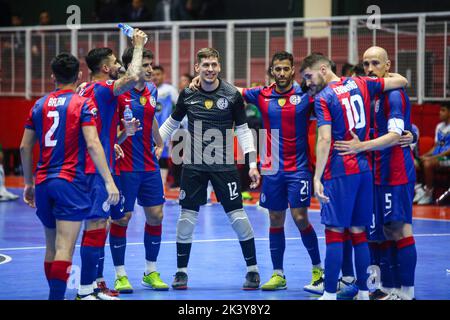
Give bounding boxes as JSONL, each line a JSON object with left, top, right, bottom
{"left": 362, "top": 46, "right": 391, "bottom": 78}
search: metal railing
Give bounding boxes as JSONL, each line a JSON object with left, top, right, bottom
{"left": 0, "top": 12, "right": 449, "bottom": 103}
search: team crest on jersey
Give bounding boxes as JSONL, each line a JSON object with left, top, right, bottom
{"left": 289, "top": 95, "right": 302, "bottom": 105}
{"left": 278, "top": 98, "right": 286, "bottom": 107}
{"left": 217, "top": 98, "right": 229, "bottom": 110}
{"left": 260, "top": 193, "right": 266, "bottom": 203}
{"left": 375, "top": 100, "right": 380, "bottom": 113}
{"left": 204, "top": 100, "right": 214, "bottom": 109}
{"left": 150, "top": 96, "right": 157, "bottom": 107}
{"left": 179, "top": 190, "right": 186, "bottom": 200}
{"left": 106, "top": 80, "right": 114, "bottom": 86}
{"left": 140, "top": 96, "right": 147, "bottom": 106}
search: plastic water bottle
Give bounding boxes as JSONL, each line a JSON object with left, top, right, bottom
{"left": 123, "top": 105, "right": 135, "bottom": 136}
{"left": 118, "top": 23, "right": 148, "bottom": 44}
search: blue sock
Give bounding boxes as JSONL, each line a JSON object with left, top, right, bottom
{"left": 324, "top": 229, "right": 344, "bottom": 293}
{"left": 369, "top": 242, "right": 381, "bottom": 266}
{"left": 110, "top": 224, "right": 127, "bottom": 267}
{"left": 380, "top": 241, "right": 395, "bottom": 289}
{"left": 80, "top": 229, "right": 106, "bottom": 288}
{"left": 391, "top": 245, "right": 401, "bottom": 288}
{"left": 269, "top": 227, "right": 285, "bottom": 270}
{"left": 397, "top": 237, "right": 417, "bottom": 287}
{"left": 144, "top": 224, "right": 162, "bottom": 262}
{"left": 96, "top": 246, "right": 105, "bottom": 280}
{"left": 351, "top": 232, "right": 371, "bottom": 291}
{"left": 342, "top": 230, "right": 354, "bottom": 278}
{"left": 48, "top": 261, "right": 71, "bottom": 300}
{"left": 300, "top": 224, "right": 321, "bottom": 266}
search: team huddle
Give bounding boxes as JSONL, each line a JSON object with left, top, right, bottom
{"left": 19, "top": 27, "right": 417, "bottom": 300}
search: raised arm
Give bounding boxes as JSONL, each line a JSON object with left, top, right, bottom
{"left": 113, "top": 29, "right": 148, "bottom": 96}
{"left": 383, "top": 73, "right": 408, "bottom": 91}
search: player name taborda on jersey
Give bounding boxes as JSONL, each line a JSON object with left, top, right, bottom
{"left": 170, "top": 79, "right": 280, "bottom": 172}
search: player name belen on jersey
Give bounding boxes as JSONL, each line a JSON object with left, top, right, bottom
{"left": 332, "top": 79, "right": 358, "bottom": 95}
{"left": 48, "top": 97, "right": 67, "bottom": 107}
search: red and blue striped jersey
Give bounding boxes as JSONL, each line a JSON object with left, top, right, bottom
{"left": 373, "top": 88, "right": 416, "bottom": 185}
{"left": 314, "top": 76, "right": 385, "bottom": 180}
{"left": 24, "top": 89, "right": 96, "bottom": 185}
{"left": 79, "top": 80, "right": 119, "bottom": 174}
{"left": 118, "top": 82, "right": 159, "bottom": 172}
{"left": 242, "top": 83, "right": 314, "bottom": 173}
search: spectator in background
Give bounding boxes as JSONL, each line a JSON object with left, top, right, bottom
{"left": 124, "top": 0, "right": 152, "bottom": 22}
{"left": 178, "top": 73, "right": 193, "bottom": 92}
{"left": 151, "top": 65, "right": 179, "bottom": 187}
{"left": 341, "top": 62, "right": 354, "bottom": 77}
{"left": 0, "top": 145, "right": 19, "bottom": 202}
{"left": 414, "top": 105, "right": 450, "bottom": 204}
{"left": 39, "top": 11, "right": 51, "bottom": 26}
{"left": 351, "top": 63, "right": 365, "bottom": 76}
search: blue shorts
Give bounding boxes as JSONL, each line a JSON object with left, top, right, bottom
{"left": 259, "top": 170, "right": 312, "bottom": 211}
{"left": 86, "top": 174, "right": 125, "bottom": 220}
{"left": 321, "top": 171, "right": 373, "bottom": 228}
{"left": 35, "top": 178, "right": 91, "bottom": 229}
{"left": 120, "top": 171, "right": 165, "bottom": 212}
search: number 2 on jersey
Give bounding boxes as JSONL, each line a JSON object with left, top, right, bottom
{"left": 45, "top": 111, "right": 59, "bottom": 147}
{"left": 342, "top": 95, "right": 366, "bottom": 130}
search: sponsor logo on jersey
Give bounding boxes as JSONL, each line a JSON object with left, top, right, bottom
{"left": 290, "top": 95, "right": 302, "bottom": 105}
{"left": 260, "top": 193, "right": 266, "bottom": 203}
{"left": 217, "top": 98, "right": 229, "bottom": 110}
{"left": 278, "top": 98, "right": 286, "bottom": 107}
{"left": 205, "top": 100, "right": 214, "bottom": 109}
{"left": 106, "top": 80, "right": 114, "bottom": 86}
{"left": 179, "top": 190, "right": 186, "bottom": 200}
{"left": 91, "top": 108, "right": 98, "bottom": 118}
{"left": 140, "top": 96, "right": 147, "bottom": 106}
{"left": 375, "top": 100, "right": 380, "bottom": 113}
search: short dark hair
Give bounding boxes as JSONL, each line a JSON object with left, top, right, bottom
{"left": 196, "top": 48, "right": 220, "bottom": 63}
{"left": 300, "top": 53, "right": 332, "bottom": 72}
{"left": 50, "top": 53, "right": 79, "bottom": 84}
{"left": 121, "top": 47, "right": 154, "bottom": 70}
{"left": 271, "top": 51, "right": 294, "bottom": 67}
{"left": 330, "top": 60, "right": 337, "bottom": 74}
{"left": 341, "top": 63, "right": 354, "bottom": 76}
{"left": 152, "top": 65, "right": 164, "bottom": 73}
{"left": 85, "top": 48, "right": 113, "bottom": 74}
{"left": 181, "top": 73, "right": 193, "bottom": 82}
{"left": 351, "top": 63, "right": 365, "bottom": 76}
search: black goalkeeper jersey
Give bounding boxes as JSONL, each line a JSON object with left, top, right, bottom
{"left": 171, "top": 79, "right": 248, "bottom": 172}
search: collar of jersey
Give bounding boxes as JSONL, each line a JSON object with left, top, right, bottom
{"left": 198, "top": 78, "right": 221, "bottom": 94}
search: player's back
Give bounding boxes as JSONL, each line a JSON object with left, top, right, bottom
{"left": 25, "top": 89, "right": 96, "bottom": 184}
{"left": 315, "top": 76, "right": 384, "bottom": 179}
{"left": 373, "top": 88, "right": 416, "bottom": 185}
{"left": 79, "top": 80, "right": 118, "bottom": 174}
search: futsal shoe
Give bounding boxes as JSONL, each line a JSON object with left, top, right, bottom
{"left": 142, "top": 272, "right": 169, "bottom": 290}
{"left": 261, "top": 273, "right": 287, "bottom": 291}
{"left": 172, "top": 272, "right": 188, "bottom": 290}
{"left": 114, "top": 275, "right": 134, "bottom": 294}
{"left": 243, "top": 271, "right": 260, "bottom": 290}
{"left": 97, "top": 281, "right": 119, "bottom": 297}
{"left": 303, "top": 267, "right": 324, "bottom": 295}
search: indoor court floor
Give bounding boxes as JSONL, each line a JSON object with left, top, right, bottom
{"left": 0, "top": 186, "right": 449, "bottom": 300}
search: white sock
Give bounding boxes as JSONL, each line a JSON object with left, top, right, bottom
{"left": 145, "top": 261, "right": 157, "bottom": 275}
{"left": 400, "top": 286, "right": 415, "bottom": 300}
{"left": 342, "top": 276, "right": 355, "bottom": 283}
{"left": 313, "top": 263, "right": 322, "bottom": 269}
{"left": 92, "top": 281, "right": 98, "bottom": 289}
{"left": 273, "top": 269, "right": 284, "bottom": 277}
{"left": 320, "top": 291, "right": 337, "bottom": 300}
{"left": 357, "top": 290, "right": 370, "bottom": 300}
{"left": 381, "top": 286, "right": 394, "bottom": 294}
{"left": 115, "top": 265, "right": 127, "bottom": 278}
{"left": 95, "top": 277, "right": 105, "bottom": 283}
{"left": 247, "top": 265, "right": 259, "bottom": 273}
{"left": 177, "top": 267, "right": 188, "bottom": 274}
{"left": 0, "top": 164, "right": 5, "bottom": 192}
{"left": 78, "top": 284, "right": 94, "bottom": 296}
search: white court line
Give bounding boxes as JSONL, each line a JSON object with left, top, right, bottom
{"left": 1, "top": 233, "right": 450, "bottom": 252}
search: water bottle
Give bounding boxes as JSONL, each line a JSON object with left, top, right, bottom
{"left": 123, "top": 105, "right": 135, "bottom": 136}
{"left": 118, "top": 23, "right": 148, "bottom": 44}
